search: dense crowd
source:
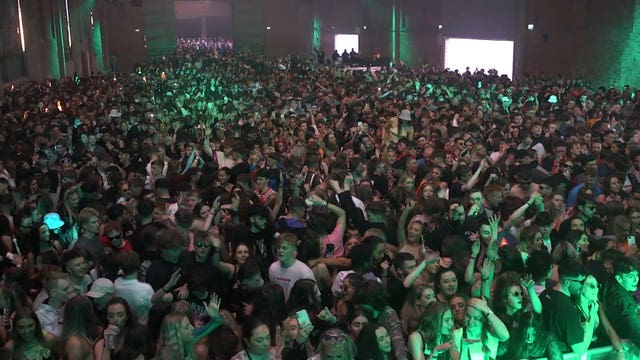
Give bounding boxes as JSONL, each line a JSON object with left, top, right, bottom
{"left": 0, "top": 41, "right": 639, "bottom": 360}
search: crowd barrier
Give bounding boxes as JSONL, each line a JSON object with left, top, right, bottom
{"left": 533, "top": 344, "right": 640, "bottom": 359}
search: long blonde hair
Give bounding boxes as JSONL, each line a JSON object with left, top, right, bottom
{"left": 156, "top": 313, "right": 194, "bottom": 360}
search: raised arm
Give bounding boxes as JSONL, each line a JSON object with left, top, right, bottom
{"left": 465, "top": 239, "right": 481, "bottom": 285}
{"left": 480, "top": 259, "right": 495, "bottom": 301}
{"left": 270, "top": 171, "right": 285, "bottom": 220}
{"left": 504, "top": 193, "right": 541, "bottom": 232}
{"left": 403, "top": 255, "right": 439, "bottom": 289}
{"left": 210, "top": 232, "right": 236, "bottom": 279}
{"left": 203, "top": 127, "right": 214, "bottom": 158}
{"left": 397, "top": 202, "right": 415, "bottom": 248}
{"left": 151, "top": 269, "right": 181, "bottom": 303}
{"left": 461, "top": 160, "right": 488, "bottom": 192}
{"left": 522, "top": 277, "right": 542, "bottom": 314}
{"left": 468, "top": 298, "right": 509, "bottom": 342}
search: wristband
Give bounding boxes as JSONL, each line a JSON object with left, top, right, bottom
{"left": 485, "top": 310, "right": 494, "bottom": 317}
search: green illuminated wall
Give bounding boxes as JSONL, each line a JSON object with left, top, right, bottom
{"left": 92, "top": 23, "right": 105, "bottom": 73}
{"left": 615, "top": 0, "right": 640, "bottom": 86}
{"left": 391, "top": 3, "right": 397, "bottom": 63}
{"left": 398, "top": 7, "right": 415, "bottom": 65}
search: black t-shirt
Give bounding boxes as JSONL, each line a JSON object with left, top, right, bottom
{"left": 146, "top": 256, "right": 182, "bottom": 291}
{"left": 230, "top": 224, "right": 275, "bottom": 266}
{"left": 180, "top": 251, "right": 226, "bottom": 296}
{"left": 540, "top": 289, "right": 584, "bottom": 353}
{"left": 0, "top": 214, "right": 10, "bottom": 237}
{"left": 387, "top": 275, "right": 409, "bottom": 315}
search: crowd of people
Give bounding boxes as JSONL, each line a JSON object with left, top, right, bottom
{"left": 0, "top": 40, "right": 639, "bottom": 360}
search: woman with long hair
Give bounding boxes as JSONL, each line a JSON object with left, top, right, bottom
{"left": 516, "top": 226, "right": 544, "bottom": 262}
{"left": 214, "top": 240, "right": 252, "bottom": 281}
{"left": 491, "top": 272, "right": 546, "bottom": 358}
{"left": 156, "top": 294, "right": 223, "bottom": 360}
{"left": 94, "top": 297, "right": 152, "bottom": 360}
{"left": 312, "top": 328, "right": 357, "bottom": 360}
{"left": 334, "top": 272, "right": 365, "bottom": 319}
{"left": 400, "top": 285, "right": 437, "bottom": 336}
{"left": 3, "top": 308, "right": 53, "bottom": 359}
{"left": 492, "top": 272, "right": 541, "bottom": 321}
{"left": 355, "top": 323, "right": 393, "bottom": 360}
{"left": 57, "top": 183, "right": 80, "bottom": 248}
{"left": 251, "top": 284, "right": 287, "bottom": 345}
{"left": 354, "top": 281, "right": 408, "bottom": 360}
{"left": 596, "top": 174, "right": 628, "bottom": 206}
{"left": 408, "top": 301, "right": 456, "bottom": 360}
{"left": 343, "top": 306, "right": 369, "bottom": 341}
{"left": 156, "top": 313, "right": 197, "bottom": 360}
{"left": 287, "top": 279, "right": 323, "bottom": 316}
{"left": 62, "top": 295, "right": 102, "bottom": 360}
{"left": 230, "top": 316, "right": 281, "bottom": 360}
{"left": 452, "top": 298, "right": 510, "bottom": 360}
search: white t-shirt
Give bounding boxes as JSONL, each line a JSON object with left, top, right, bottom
{"left": 113, "top": 277, "right": 154, "bottom": 324}
{"left": 453, "top": 327, "right": 499, "bottom": 360}
{"left": 268, "top": 259, "right": 315, "bottom": 301}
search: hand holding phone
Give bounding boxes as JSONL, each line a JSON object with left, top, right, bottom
{"left": 628, "top": 236, "right": 636, "bottom": 247}
{"left": 296, "top": 309, "right": 312, "bottom": 328}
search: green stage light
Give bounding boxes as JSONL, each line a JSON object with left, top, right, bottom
{"left": 313, "top": 16, "right": 321, "bottom": 50}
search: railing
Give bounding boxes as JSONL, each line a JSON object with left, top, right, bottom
{"left": 533, "top": 344, "right": 640, "bottom": 359}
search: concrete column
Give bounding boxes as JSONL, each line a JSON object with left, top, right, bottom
{"left": 143, "top": 0, "right": 177, "bottom": 59}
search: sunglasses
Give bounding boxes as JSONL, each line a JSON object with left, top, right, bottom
{"left": 322, "top": 331, "right": 347, "bottom": 342}
{"left": 510, "top": 291, "right": 523, "bottom": 297}
{"left": 107, "top": 234, "right": 122, "bottom": 241}
{"left": 195, "top": 242, "right": 211, "bottom": 248}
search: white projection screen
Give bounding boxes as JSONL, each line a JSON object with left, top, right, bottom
{"left": 334, "top": 34, "right": 359, "bottom": 53}
{"left": 444, "top": 38, "right": 514, "bottom": 79}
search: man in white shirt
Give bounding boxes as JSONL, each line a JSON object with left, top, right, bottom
{"left": 113, "top": 251, "right": 154, "bottom": 324}
{"left": 268, "top": 232, "right": 316, "bottom": 301}
{"left": 34, "top": 272, "right": 77, "bottom": 344}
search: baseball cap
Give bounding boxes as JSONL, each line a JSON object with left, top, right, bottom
{"left": 86, "top": 278, "right": 114, "bottom": 298}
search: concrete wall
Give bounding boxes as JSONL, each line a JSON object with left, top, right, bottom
{"left": 143, "top": 0, "right": 177, "bottom": 59}
{"left": 2, "top": 0, "right": 640, "bottom": 85}
{"left": 523, "top": 0, "right": 639, "bottom": 86}
{"left": 103, "top": 1, "right": 145, "bottom": 73}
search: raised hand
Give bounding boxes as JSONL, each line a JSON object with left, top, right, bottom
{"left": 488, "top": 215, "right": 501, "bottom": 238}
{"left": 210, "top": 233, "right": 222, "bottom": 249}
{"left": 521, "top": 275, "right": 535, "bottom": 290}
{"left": 480, "top": 259, "right": 495, "bottom": 281}
{"left": 165, "top": 269, "right": 182, "bottom": 291}
{"left": 204, "top": 293, "right": 222, "bottom": 319}
{"left": 468, "top": 297, "right": 492, "bottom": 314}
{"left": 297, "top": 321, "right": 314, "bottom": 343}
{"left": 176, "top": 284, "right": 189, "bottom": 300}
